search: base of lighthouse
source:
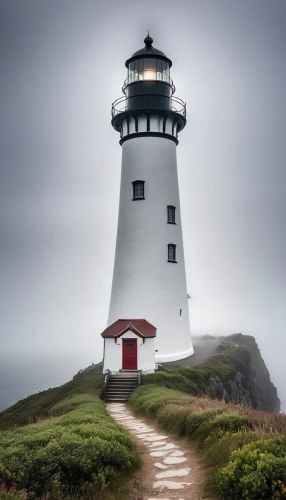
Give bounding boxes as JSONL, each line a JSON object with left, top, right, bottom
{"left": 156, "top": 345, "right": 194, "bottom": 364}
{"left": 108, "top": 136, "right": 194, "bottom": 363}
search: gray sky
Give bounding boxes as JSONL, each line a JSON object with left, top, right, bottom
{"left": 0, "top": 0, "right": 285, "bottom": 407}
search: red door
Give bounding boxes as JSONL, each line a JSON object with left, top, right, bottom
{"left": 122, "top": 339, "right": 137, "bottom": 370}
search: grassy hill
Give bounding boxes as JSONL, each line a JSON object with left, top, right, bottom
{"left": 1, "top": 334, "right": 279, "bottom": 430}
{"left": 0, "top": 334, "right": 282, "bottom": 499}
{"left": 0, "top": 363, "right": 104, "bottom": 430}
{"left": 157, "top": 333, "right": 280, "bottom": 412}
{"left": 129, "top": 385, "right": 286, "bottom": 499}
{"left": 0, "top": 363, "right": 140, "bottom": 499}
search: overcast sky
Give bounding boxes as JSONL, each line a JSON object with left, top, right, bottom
{"left": 0, "top": 0, "right": 285, "bottom": 407}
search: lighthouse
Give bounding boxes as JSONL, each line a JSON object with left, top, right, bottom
{"left": 106, "top": 34, "right": 194, "bottom": 365}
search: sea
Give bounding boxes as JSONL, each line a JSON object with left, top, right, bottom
{"left": 0, "top": 353, "right": 93, "bottom": 413}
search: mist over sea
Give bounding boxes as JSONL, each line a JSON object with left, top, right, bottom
{"left": 0, "top": 353, "right": 94, "bottom": 413}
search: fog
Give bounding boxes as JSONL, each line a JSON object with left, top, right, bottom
{"left": 0, "top": 0, "right": 285, "bottom": 408}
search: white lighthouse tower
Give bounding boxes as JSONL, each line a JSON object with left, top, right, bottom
{"left": 107, "top": 34, "right": 194, "bottom": 364}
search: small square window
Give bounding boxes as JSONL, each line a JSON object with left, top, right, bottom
{"left": 167, "top": 205, "right": 176, "bottom": 224}
{"left": 132, "top": 180, "right": 145, "bottom": 200}
{"left": 168, "top": 244, "right": 177, "bottom": 262}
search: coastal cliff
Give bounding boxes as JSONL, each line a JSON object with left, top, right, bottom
{"left": 149, "top": 333, "right": 281, "bottom": 412}
{"left": 207, "top": 334, "right": 280, "bottom": 412}
{"left": 0, "top": 334, "right": 280, "bottom": 433}
{"left": 0, "top": 334, "right": 281, "bottom": 500}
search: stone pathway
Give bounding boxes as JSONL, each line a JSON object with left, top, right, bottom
{"left": 107, "top": 403, "right": 213, "bottom": 500}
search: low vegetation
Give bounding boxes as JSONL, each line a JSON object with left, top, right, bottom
{"left": 0, "top": 366, "right": 140, "bottom": 499}
{"left": 0, "top": 335, "right": 282, "bottom": 499}
{"left": 129, "top": 385, "right": 286, "bottom": 499}
{"left": 144, "top": 334, "right": 280, "bottom": 412}
{"left": 143, "top": 344, "right": 252, "bottom": 394}
{"left": 215, "top": 438, "right": 286, "bottom": 499}
{"left": 0, "top": 487, "right": 28, "bottom": 500}
{"left": 0, "top": 364, "right": 104, "bottom": 430}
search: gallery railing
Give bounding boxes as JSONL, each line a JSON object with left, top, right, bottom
{"left": 112, "top": 95, "right": 186, "bottom": 119}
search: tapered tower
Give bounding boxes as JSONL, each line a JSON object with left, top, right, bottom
{"left": 108, "top": 35, "right": 194, "bottom": 363}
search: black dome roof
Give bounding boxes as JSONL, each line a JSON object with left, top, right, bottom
{"left": 125, "top": 34, "right": 172, "bottom": 68}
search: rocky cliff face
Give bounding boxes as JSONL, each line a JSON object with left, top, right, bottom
{"left": 162, "top": 333, "right": 280, "bottom": 412}
{"left": 216, "top": 334, "right": 280, "bottom": 412}
{"left": 207, "top": 367, "right": 261, "bottom": 409}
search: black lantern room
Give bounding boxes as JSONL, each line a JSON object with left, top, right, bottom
{"left": 124, "top": 33, "right": 173, "bottom": 91}
{"left": 112, "top": 35, "right": 186, "bottom": 145}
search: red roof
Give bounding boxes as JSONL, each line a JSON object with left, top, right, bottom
{"left": 101, "top": 319, "right": 157, "bottom": 338}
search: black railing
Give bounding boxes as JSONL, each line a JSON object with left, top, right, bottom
{"left": 112, "top": 95, "right": 186, "bottom": 119}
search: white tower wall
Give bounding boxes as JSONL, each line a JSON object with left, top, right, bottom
{"left": 108, "top": 136, "right": 194, "bottom": 362}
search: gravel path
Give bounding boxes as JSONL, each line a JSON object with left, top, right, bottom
{"left": 107, "top": 403, "right": 216, "bottom": 500}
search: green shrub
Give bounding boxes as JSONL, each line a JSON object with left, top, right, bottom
{"left": 193, "top": 357, "right": 235, "bottom": 381}
{"left": 205, "top": 430, "right": 259, "bottom": 468}
{"left": 186, "top": 409, "right": 225, "bottom": 436}
{"left": 0, "top": 488, "right": 27, "bottom": 500}
{"left": 142, "top": 372, "right": 198, "bottom": 394}
{"left": 0, "top": 396, "right": 140, "bottom": 499}
{"left": 198, "top": 412, "right": 252, "bottom": 444}
{"left": 157, "top": 404, "right": 194, "bottom": 436}
{"left": 48, "top": 394, "right": 97, "bottom": 416}
{"left": 215, "top": 437, "right": 286, "bottom": 499}
{"left": 175, "top": 368, "right": 208, "bottom": 391}
{"left": 129, "top": 385, "right": 182, "bottom": 416}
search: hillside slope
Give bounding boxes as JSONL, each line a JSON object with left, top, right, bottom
{"left": 129, "top": 385, "right": 286, "bottom": 500}
{"left": 0, "top": 334, "right": 279, "bottom": 432}
{"left": 0, "top": 375, "right": 140, "bottom": 499}
{"left": 0, "top": 335, "right": 281, "bottom": 500}
{"left": 0, "top": 363, "right": 104, "bottom": 430}
{"left": 157, "top": 333, "right": 280, "bottom": 412}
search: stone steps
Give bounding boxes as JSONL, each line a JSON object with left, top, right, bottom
{"left": 104, "top": 371, "right": 139, "bottom": 402}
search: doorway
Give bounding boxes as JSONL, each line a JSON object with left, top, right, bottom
{"left": 122, "top": 339, "right": 137, "bottom": 370}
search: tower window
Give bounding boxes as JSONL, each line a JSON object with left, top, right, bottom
{"left": 132, "top": 180, "right": 145, "bottom": 200}
{"left": 168, "top": 244, "right": 177, "bottom": 263}
{"left": 167, "top": 205, "right": 176, "bottom": 224}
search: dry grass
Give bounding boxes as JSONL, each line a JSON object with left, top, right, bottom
{"left": 186, "top": 396, "right": 286, "bottom": 436}
{"left": 130, "top": 386, "right": 286, "bottom": 499}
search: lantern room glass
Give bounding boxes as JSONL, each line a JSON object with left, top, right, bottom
{"left": 127, "top": 58, "right": 171, "bottom": 85}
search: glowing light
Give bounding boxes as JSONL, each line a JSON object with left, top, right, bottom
{"left": 144, "top": 70, "right": 156, "bottom": 80}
